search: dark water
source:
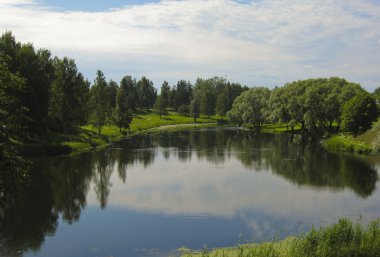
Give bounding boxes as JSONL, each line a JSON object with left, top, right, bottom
{"left": 1, "top": 128, "right": 380, "bottom": 257}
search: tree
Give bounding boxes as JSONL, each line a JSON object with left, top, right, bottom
{"left": 190, "top": 97, "right": 200, "bottom": 122}
{"left": 89, "top": 70, "right": 109, "bottom": 134}
{"left": 154, "top": 95, "right": 167, "bottom": 118}
{"left": 341, "top": 93, "right": 378, "bottom": 135}
{"left": 269, "top": 77, "right": 365, "bottom": 133}
{"left": 49, "top": 57, "right": 89, "bottom": 132}
{"left": 215, "top": 92, "right": 228, "bottom": 117}
{"left": 174, "top": 80, "right": 192, "bottom": 111}
{"left": 107, "top": 80, "right": 118, "bottom": 110}
{"left": 160, "top": 81, "right": 170, "bottom": 108}
{"left": 136, "top": 76, "right": 157, "bottom": 109}
{"left": 0, "top": 61, "right": 29, "bottom": 203}
{"left": 0, "top": 32, "right": 54, "bottom": 135}
{"left": 120, "top": 75, "right": 137, "bottom": 110}
{"left": 373, "top": 87, "right": 380, "bottom": 102}
{"left": 194, "top": 78, "right": 216, "bottom": 118}
{"left": 17, "top": 44, "right": 54, "bottom": 135}
{"left": 0, "top": 31, "right": 21, "bottom": 73}
{"left": 227, "top": 87, "right": 271, "bottom": 129}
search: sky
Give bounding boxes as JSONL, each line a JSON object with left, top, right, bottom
{"left": 0, "top": 0, "right": 379, "bottom": 91}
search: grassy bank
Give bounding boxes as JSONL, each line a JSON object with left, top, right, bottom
{"left": 17, "top": 110, "right": 227, "bottom": 156}
{"left": 180, "top": 218, "right": 380, "bottom": 257}
{"left": 323, "top": 120, "right": 380, "bottom": 155}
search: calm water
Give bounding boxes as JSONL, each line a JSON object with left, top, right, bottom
{"left": 1, "top": 128, "right": 380, "bottom": 257}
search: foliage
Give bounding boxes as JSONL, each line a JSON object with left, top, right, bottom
{"left": 49, "top": 57, "right": 89, "bottom": 132}
{"left": 215, "top": 92, "right": 229, "bottom": 117}
{"left": 194, "top": 78, "right": 217, "bottom": 117}
{"left": 137, "top": 76, "right": 157, "bottom": 109}
{"left": 178, "top": 104, "right": 190, "bottom": 116}
{"left": 160, "top": 80, "right": 171, "bottom": 108}
{"left": 173, "top": 80, "right": 192, "bottom": 111}
{"left": 120, "top": 75, "right": 138, "bottom": 110}
{"left": 268, "top": 78, "right": 365, "bottom": 134}
{"left": 341, "top": 93, "right": 378, "bottom": 135}
{"left": 0, "top": 32, "right": 54, "bottom": 135}
{"left": 190, "top": 97, "right": 201, "bottom": 122}
{"left": 154, "top": 95, "right": 168, "bottom": 118}
{"left": 0, "top": 60, "right": 29, "bottom": 204}
{"left": 323, "top": 134, "right": 372, "bottom": 155}
{"left": 89, "top": 70, "right": 109, "bottom": 134}
{"left": 227, "top": 87, "right": 271, "bottom": 128}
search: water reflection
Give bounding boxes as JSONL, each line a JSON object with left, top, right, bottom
{"left": 0, "top": 128, "right": 379, "bottom": 257}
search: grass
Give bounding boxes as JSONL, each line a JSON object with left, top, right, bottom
{"left": 180, "top": 218, "right": 380, "bottom": 257}
{"left": 323, "top": 119, "right": 380, "bottom": 155}
{"left": 261, "top": 123, "right": 302, "bottom": 133}
{"left": 17, "top": 110, "right": 227, "bottom": 155}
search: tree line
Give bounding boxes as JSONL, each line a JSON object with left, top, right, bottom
{"left": 228, "top": 77, "right": 379, "bottom": 136}
{"left": 0, "top": 32, "right": 248, "bottom": 137}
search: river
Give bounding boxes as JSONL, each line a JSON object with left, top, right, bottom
{"left": 1, "top": 128, "right": 379, "bottom": 257}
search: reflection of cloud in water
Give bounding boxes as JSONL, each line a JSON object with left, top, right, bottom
{"left": 86, "top": 151, "right": 380, "bottom": 226}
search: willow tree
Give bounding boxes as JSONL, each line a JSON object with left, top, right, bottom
{"left": 227, "top": 87, "right": 271, "bottom": 128}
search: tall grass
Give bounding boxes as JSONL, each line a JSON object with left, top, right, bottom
{"left": 323, "top": 134, "right": 372, "bottom": 155}
{"left": 181, "top": 218, "right": 380, "bottom": 257}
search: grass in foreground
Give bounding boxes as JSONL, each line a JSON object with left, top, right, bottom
{"left": 180, "top": 218, "right": 380, "bottom": 257}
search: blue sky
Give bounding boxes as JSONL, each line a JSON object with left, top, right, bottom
{"left": 1, "top": 0, "right": 379, "bottom": 91}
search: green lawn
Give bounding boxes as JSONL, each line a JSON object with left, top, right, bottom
{"left": 17, "top": 110, "right": 227, "bottom": 155}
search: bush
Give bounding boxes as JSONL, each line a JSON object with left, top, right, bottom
{"left": 341, "top": 93, "right": 378, "bottom": 135}
{"left": 178, "top": 104, "right": 189, "bottom": 116}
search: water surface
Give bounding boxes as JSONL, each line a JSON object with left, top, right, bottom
{"left": 1, "top": 128, "right": 379, "bottom": 257}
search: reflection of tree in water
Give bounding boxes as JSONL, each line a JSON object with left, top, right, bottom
{"left": 0, "top": 167, "right": 58, "bottom": 257}
{"left": 149, "top": 129, "right": 378, "bottom": 198}
{"left": 46, "top": 153, "right": 93, "bottom": 223}
{"left": 0, "top": 128, "right": 378, "bottom": 256}
{"left": 92, "top": 150, "right": 114, "bottom": 209}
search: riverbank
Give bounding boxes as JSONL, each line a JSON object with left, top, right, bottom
{"left": 180, "top": 218, "right": 380, "bottom": 257}
{"left": 15, "top": 111, "right": 227, "bottom": 156}
{"left": 323, "top": 120, "right": 380, "bottom": 155}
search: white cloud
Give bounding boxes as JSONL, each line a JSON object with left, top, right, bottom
{"left": 0, "top": 0, "right": 379, "bottom": 90}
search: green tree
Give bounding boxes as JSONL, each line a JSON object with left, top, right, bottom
{"left": 17, "top": 44, "right": 54, "bottom": 135}
{"left": 0, "top": 32, "right": 54, "bottom": 135}
{"left": 168, "top": 85, "right": 176, "bottom": 109}
{"left": 137, "top": 76, "right": 157, "bottom": 109}
{"left": 49, "top": 57, "right": 89, "bottom": 132}
{"left": 154, "top": 95, "right": 167, "bottom": 118}
{"left": 373, "top": 87, "right": 380, "bottom": 102}
{"left": 113, "top": 78, "right": 133, "bottom": 132}
{"left": 0, "top": 31, "right": 20, "bottom": 73}
{"left": 190, "top": 97, "right": 200, "bottom": 122}
{"left": 341, "top": 93, "right": 378, "bottom": 134}
{"left": 227, "top": 87, "right": 271, "bottom": 128}
{"left": 174, "top": 80, "right": 192, "bottom": 111}
{"left": 160, "top": 81, "right": 170, "bottom": 109}
{"left": 107, "top": 80, "right": 118, "bottom": 110}
{"left": 153, "top": 81, "right": 171, "bottom": 118}
{"left": 194, "top": 78, "right": 216, "bottom": 117}
{"left": 215, "top": 92, "right": 228, "bottom": 117}
{"left": 0, "top": 61, "right": 29, "bottom": 203}
{"left": 120, "top": 75, "right": 137, "bottom": 110}
{"left": 89, "top": 70, "right": 109, "bottom": 134}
